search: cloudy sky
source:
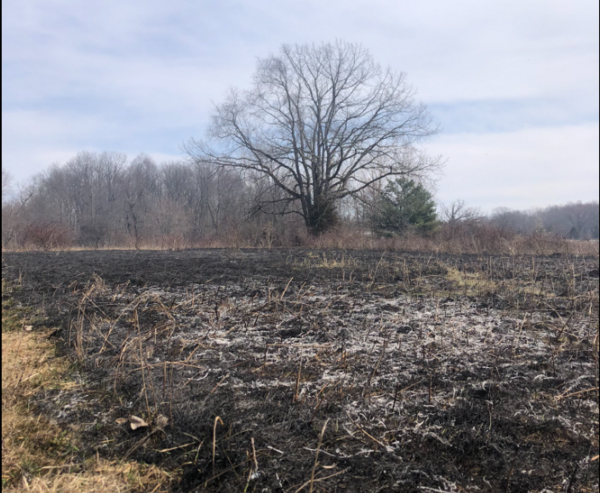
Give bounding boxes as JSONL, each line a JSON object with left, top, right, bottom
{"left": 2, "top": 0, "right": 598, "bottom": 212}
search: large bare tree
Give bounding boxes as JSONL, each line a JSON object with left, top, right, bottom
{"left": 186, "top": 40, "right": 442, "bottom": 234}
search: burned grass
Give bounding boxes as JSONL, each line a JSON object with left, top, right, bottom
{"left": 2, "top": 249, "right": 599, "bottom": 492}
{"left": 1, "top": 282, "right": 174, "bottom": 492}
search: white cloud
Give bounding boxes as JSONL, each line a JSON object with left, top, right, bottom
{"left": 2, "top": 0, "right": 598, "bottom": 210}
{"left": 2, "top": 109, "right": 190, "bottom": 183}
{"left": 431, "top": 123, "right": 599, "bottom": 211}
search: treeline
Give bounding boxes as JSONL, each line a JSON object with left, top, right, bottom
{"left": 1, "top": 152, "right": 306, "bottom": 250}
{"left": 489, "top": 203, "right": 599, "bottom": 240}
{"left": 2, "top": 151, "right": 598, "bottom": 253}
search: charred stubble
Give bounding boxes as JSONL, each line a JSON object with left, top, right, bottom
{"left": 2, "top": 249, "right": 599, "bottom": 492}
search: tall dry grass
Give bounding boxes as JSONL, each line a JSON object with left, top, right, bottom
{"left": 3, "top": 223, "right": 599, "bottom": 256}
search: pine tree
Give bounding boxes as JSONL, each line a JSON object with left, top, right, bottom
{"left": 373, "top": 178, "right": 438, "bottom": 236}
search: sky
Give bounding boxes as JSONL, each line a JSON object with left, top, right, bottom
{"left": 2, "top": 0, "right": 598, "bottom": 212}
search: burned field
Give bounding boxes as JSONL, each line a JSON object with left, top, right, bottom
{"left": 2, "top": 249, "right": 599, "bottom": 492}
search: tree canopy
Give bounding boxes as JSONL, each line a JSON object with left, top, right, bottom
{"left": 186, "top": 40, "right": 441, "bottom": 234}
{"left": 372, "top": 178, "right": 438, "bottom": 236}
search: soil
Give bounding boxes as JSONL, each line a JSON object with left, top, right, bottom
{"left": 2, "top": 248, "right": 599, "bottom": 492}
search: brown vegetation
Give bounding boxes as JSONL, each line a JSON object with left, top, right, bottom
{"left": 1, "top": 281, "right": 174, "bottom": 491}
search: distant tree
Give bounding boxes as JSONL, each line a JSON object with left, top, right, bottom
{"left": 438, "top": 200, "right": 483, "bottom": 240}
{"left": 64, "top": 151, "right": 126, "bottom": 247}
{"left": 441, "top": 200, "right": 482, "bottom": 226}
{"left": 526, "top": 202, "right": 599, "bottom": 239}
{"left": 2, "top": 180, "right": 34, "bottom": 249}
{"left": 186, "top": 40, "right": 442, "bottom": 235}
{"left": 564, "top": 202, "right": 597, "bottom": 239}
{"left": 2, "top": 167, "right": 13, "bottom": 202}
{"left": 489, "top": 207, "right": 537, "bottom": 234}
{"left": 122, "top": 154, "right": 159, "bottom": 248}
{"left": 372, "top": 178, "right": 437, "bottom": 236}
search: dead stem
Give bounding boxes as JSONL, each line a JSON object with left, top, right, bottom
{"left": 212, "top": 416, "right": 224, "bottom": 475}
{"left": 308, "top": 419, "right": 328, "bottom": 493}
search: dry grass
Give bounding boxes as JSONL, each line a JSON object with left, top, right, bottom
{"left": 444, "top": 266, "right": 496, "bottom": 295}
{"left": 1, "top": 286, "right": 174, "bottom": 492}
{"left": 8, "top": 459, "right": 170, "bottom": 493}
{"left": 3, "top": 228, "right": 599, "bottom": 257}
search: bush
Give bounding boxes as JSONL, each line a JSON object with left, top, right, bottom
{"left": 20, "top": 223, "right": 74, "bottom": 250}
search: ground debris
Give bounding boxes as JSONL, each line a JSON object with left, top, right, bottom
{"left": 3, "top": 248, "right": 598, "bottom": 492}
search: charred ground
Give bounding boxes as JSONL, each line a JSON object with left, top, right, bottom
{"left": 2, "top": 249, "right": 599, "bottom": 492}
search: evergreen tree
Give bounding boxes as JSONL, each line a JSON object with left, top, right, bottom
{"left": 373, "top": 178, "right": 438, "bottom": 236}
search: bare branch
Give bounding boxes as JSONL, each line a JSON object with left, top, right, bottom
{"left": 186, "top": 40, "right": 442, "bottom": 234}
